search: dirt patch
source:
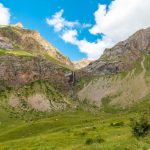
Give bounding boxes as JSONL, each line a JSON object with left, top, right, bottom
{"left": 27, "top": 94, "right": 51, "bottom": 112}
{"left": 8, "top": 95, "right": 20, "bottom": 108}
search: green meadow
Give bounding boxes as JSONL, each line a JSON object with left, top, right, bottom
{"left": 0, "top": 106, "right": 150, "bottom": 150}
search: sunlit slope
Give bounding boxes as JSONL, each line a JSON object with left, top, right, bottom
{"left": 0, "top": 110, "right": 150, "bottom": 150}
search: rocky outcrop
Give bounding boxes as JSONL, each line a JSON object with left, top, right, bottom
{"left": 84, "top": 27, "right": 150, "bottom": 74}
{"left": 13, "top": 22, "right": 24, "bottom": 28}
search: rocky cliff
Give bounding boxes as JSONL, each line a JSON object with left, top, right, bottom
{"left": 0, "top": 55, "right": 71, "bottom": 91}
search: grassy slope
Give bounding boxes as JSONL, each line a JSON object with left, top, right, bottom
{"left": 1, "top": 55, "right": 150, "bottom": 149}
{"left": 0, "top": 49, "right": 33, "bottom": 57}
{"left": 0, "top": 109, "right": 150, "bottom": 150}
{"left": 0, "top": 80, "right": 72, "bottom": 117}
{"left": 1, "top": 83, "right": 150, "bottom": 149}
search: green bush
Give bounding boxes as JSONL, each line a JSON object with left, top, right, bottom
{"left": 85, "top": 138, "right": 93, "bottom": 145}
{"left": 130, "top": 116, "right": 150, "bottom": 137}
{"left": 85, "top": 137, "right": 105, "bottom": 145}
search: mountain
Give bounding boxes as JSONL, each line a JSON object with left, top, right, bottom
{"left": 74, "top": 58, "right": 93, "bottom": 70}
{"left": 77, "top": 27, "right": 150, "bottom": 108}
{"left": 1, "top": 24, "right": 150, "bottom": 150}
{"left": 0, "top": 24, "right": 75, "bottom": 112}
{"left": 83, "top": 27, "right": 150, "bottom": 74}
{"left": 0, "top": 23, "right": 73, "bottom": 68}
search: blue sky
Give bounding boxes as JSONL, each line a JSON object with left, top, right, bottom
{"left": 0, "top": 0, "right": 111, "bottom": 61}
{"left": 0, "top": 0, "right": 150, "bottom": 61}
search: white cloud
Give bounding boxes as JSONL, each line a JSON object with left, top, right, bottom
{"left": 0, "top": 3, "right": 10, "bottom": 25}
{"left": 61, "top": 30, "right": 78, "bottom": 44}
{"left": 46, "top": 9, "right": 79, "bottom": 32}
{"left": 90, "top": 0, "right": 150, "bottom": 43}
{"left": 47, "top": 1, "right": 150, "bottom": 60}
{"left": 61, "top": 29, "right": 113, "bottom": 59}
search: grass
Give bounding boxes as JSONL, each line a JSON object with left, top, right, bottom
{"left": 0, "top": 80, "right": 72, "bottom": 121}
{"left": 0, "top": 108, "right": 150, "bottom": 150}
{"left": 0, "top": 49, "right": 33, "bottom": 57}
{"left": 1, "top": 52, "right": 150, "bottom": 149}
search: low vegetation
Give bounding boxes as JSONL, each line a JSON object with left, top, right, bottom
{"left": 130, "top": 115, "right": 150, "bottom": 137}
{"left": 0, "top": 106, "right": 150, "bottom": 150}
{"left": 0, "top": 49, "right": 33, "bottom": 57}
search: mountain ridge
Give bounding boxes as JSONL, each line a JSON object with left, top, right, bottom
{"left": 0, "top": 24, "right": 73, "bottom": 68}
{"left": 83, "top": 27, "right": 150, "bottom": 75}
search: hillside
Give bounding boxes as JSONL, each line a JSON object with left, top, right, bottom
{"left": 77, "top": 27, "right": 150, "bottom": 108}
{"left": 0, "top": 24, "right": 76, "bottom": 113}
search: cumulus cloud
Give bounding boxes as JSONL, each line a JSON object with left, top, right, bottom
{"left": 46, "top": 9, "right": 108, "bottom": 59}
{"left": 90, "top": 0, "right": 150, "bottom": 43}
{"left": 61, "top": 30, "right": 78, "bottom": 44}
{"left": 61, "top": 29, "right": 113, "bottom": 59}
{"left": 0, "top": 3, "right": 10, "bottom": 25}
{"left": 47, "top": 0, "right": 150, "bottom": 59}
{"left": 46, "top": 9, "right": 80, "bottom": 32}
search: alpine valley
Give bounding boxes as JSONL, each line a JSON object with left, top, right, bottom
{"left": 0, "top": 24, "right": 150, "bottom": 150}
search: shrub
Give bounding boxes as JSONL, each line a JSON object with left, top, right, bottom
{"left": 130, "top": 116, "right": 150, "bottom": 137}
{"left": 85, "top": 137, "right": 105, "bottom": 145}
{"left": 85, "top": 138, "right": 93, "bottom": 145}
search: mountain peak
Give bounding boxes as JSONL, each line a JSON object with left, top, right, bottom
{"left": 83, "top": 27, "right": 150, "bottom": 74}
{"left": 74, "top": 58, "right": 93, "bottom": 70}
{"left": 13, "top": 22, "right": 24, "bottom": 28}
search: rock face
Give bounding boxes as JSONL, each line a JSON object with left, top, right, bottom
{"left": 74, "top": 58, "right": 93, "bottom": 70}
{"left": 0, "top": 55, "right": 71, "bottom": 92}
{"left": 84, "top": 27, "right": 150, "bottom": 74}
{"left": 0, "top": 37, "right": 13, "bottom": 49}
{"left": 0, "top": 24, "right": 73, "bottom": 68}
